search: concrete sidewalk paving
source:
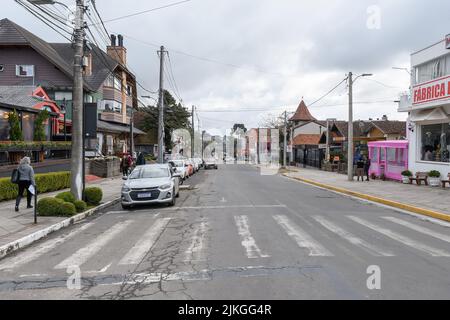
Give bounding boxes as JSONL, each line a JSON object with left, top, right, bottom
{"left": 281, "top": 166, "right": 450, "bottom": 222}
{"left": 0, "top": 177, "right": 123, "bottom": 252}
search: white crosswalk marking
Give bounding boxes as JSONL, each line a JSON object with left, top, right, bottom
{"left": 0, "top": 222, "right": 95, "bottom": 272}
{"left": 273, "top": 215, "right": 333, "bottom": 257}
{"left": 118, "top": 218, "right": 171, "bottom": 265}
{"left": 234, "top": 216, "right": 270, "bottom": 259}
{"left": 383, "top": 217, "right": 450, "bottom": 243}
{"left": 54, "top": 221, "right": 134, "bottom": 270}
{"left": 313, "top": 216, "right": 394, "bottom": 257}
{"left": 348, "top": 216, "right": 450, "bottom": 257}
{"left": 185, "top": 220, "right": 208, "bottom": 262}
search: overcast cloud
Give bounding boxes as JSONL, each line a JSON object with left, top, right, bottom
{"left": 4, "top": 0, "right": 450, "bottom": 135}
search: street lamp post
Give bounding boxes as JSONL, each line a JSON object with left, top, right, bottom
{"left": 348, "top": 72, "right": 373, "bottom": 182}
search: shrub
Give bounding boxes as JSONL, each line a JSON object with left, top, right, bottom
{"left": 8, "top": 109, "right": 23, "bottom": 141}
{"left": 37, "top": 198, "right": 65, "bottom": 216}
{"left": 34, "top": 110, "right": 50, "bottom": 142}
{"left": 429, "top": 170, "right": 441, "bottom": 178}
{"left": 84, "top": 187, "right": 103, "bottom": 206}
{"left": 55, "top": 191, "right": 76, "bottom": 204}
{"left": 401, "top": 170, "right": 413, "bottom": 177}
{"left": 0, "top": 172, "right": 70, "bottom": 202}
{"left": 74, "top": 200, "right": 87, "bottom": 213}
{"left": 59, "top": 202, "right": 77, "bottom": 216}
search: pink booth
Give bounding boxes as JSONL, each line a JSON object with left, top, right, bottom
{"left": 368, "top": 141, "right": 409, "bottom": 181}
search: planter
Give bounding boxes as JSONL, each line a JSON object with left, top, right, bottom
{"left": 90, "top": 158, "right": 120, "bottom": 178}
{"left": 402, "top": 176, "right": 411, "bottom": 184}
{"left": 429, "top": 177, "right": 441, "bottom": 187}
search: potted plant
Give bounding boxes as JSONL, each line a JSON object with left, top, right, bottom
{"left": 429, "top": 170, "right": 441, "bottom": 187}
{"left": 401, "top": 170, "right": 412, "bottom": 184}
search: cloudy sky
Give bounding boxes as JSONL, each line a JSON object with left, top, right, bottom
{"left": 4, "top": 0, "right": 450, "bottom": 135}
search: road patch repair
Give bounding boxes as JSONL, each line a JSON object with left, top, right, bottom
{"left": 283, "top": 174, "right": 450, "bottom": 223}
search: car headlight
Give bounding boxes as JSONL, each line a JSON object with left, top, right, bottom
{"left": 159, "top": 183, "right": 172, "bottom": 190}
{"left": 122, "top": 186, "right": 131, "bottom": 193}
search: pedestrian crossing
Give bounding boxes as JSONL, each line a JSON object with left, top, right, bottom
{"left": 1, "top": 212, "right": 450, "bottom": 274}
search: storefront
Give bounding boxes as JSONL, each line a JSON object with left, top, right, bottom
{"left": 398, "top": 35, "right": 450, "bottom": 177}
{"left": 368, "top": 141, "right": 409, "bottom": 181}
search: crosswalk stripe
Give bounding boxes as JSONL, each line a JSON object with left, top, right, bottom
{"left": 234, "top": 216, "right": 270, "bottom": 259}
{"left": 313, "top": 216, "right": 394, "bottom": 257}
{"left": 273, "top": 215, "right": 333, "bottom": 257}
{"left": 54, "top": 221, "right": 134, "bottom": 270}
{"left": 383, "top": 216, "right": 450, "bottom": 244}
{"left": 0, "top": 222, "right": 94, "bottom": 272}
{"left": 348, "top": 216, "right": 450, "bottom": 257}
{"left": 185, "top": 219, "right": 208, "bottom": 262}
{"left": 118, "top": 218, "right": 171, "bottom": 265}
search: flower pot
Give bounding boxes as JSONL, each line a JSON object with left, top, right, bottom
{"left": 402, "top": 176, "right": 410, "bottom": 184}
{"left": 429, "top": 177, "right": 441, "bottom": 187}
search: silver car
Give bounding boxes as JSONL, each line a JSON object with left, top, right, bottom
{"left": 121, "top": 164, "right": 180, "bottom": 209}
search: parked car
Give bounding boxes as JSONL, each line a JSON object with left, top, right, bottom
{"left": 204, "top": 158, "right": 218, "bottom": 170}
{"left": 121, "top": 164, "right": 180, "bottom": 209}
{"left": 169, "top": 160, "right": 188, "bottom": 182}
{"left": 185, "top": 159, "right": 195, "bottom": 176}
{"left": 190, "top": 158, "right": 200, "bottom": 172}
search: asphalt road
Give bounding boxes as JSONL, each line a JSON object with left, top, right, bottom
{"left": 0, "top": 164, "right": 450, "bottom": 300}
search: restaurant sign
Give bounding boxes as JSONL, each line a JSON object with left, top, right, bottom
{"left": 412, "top": 76, "right": 450, "bottom": 108}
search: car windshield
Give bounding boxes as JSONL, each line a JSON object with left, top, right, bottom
{"left": 172, "top": 161, "right": 184, "bottom": 168}
{"left": 129, "top": 167, "right": 169, "bottom": 179}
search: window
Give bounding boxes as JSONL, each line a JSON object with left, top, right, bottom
{"left": 114, "top": 77, "right": 122, "bottom": 91}
{"left": 416, "top": 56, "right": 448, "bottom": 84}
{"left": 126, "top": 84, "right": 133, "bottom": 96}
{"left": 0, "top": 108, "right": 10, "bottom": 140}
{"left": 421, "top": 123, "right": 450, "bottom": 163}
{"left": 104, "top": 74, "right": 114, "bottom": 87}
{"left": 22, "top": 112, "right": 35, "bottom": 141}
{"left": 15, "top": 65, "right": 34, "bottom": 77}
{"left": 102, "top": 100, "right": 122, "bottom": 113}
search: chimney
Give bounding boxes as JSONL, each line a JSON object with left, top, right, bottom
{"left": 107, "top": 34, "right": 127, "bottom": 66}
{"left": 382, "top": 115, "right": 388, "bottom": 121}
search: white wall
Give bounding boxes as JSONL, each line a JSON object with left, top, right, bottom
{"left": 294, "top": 122, "right": 325, "bottom": 137}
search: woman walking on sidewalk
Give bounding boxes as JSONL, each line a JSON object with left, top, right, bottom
{"left": 15, "top": 157, "right": 36, "bottom": 212}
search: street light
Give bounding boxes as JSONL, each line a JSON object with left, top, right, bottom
{"left": 27, "top": 0, "right": 71, "bottom": 10}
{"left": 348, "top": 72, "right": 373, "bottom": 182}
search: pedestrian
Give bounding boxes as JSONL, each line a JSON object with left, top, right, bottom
{"left": 127, "top": 153, "right": 134, "bottom": 174}
{"left": 122, "top": 153, "right": 129, "bottom": 176}
{"left": 136, "top": 152, "right": 146, "bottom": 166}
{"left": 356, "top": 157, "right": 365, "bottom": 182}
{"left": 364, "top": 155, "right": 371, "bottom": 182}
{"left": 14, "top": 156, "right": 36, "bottom": 212}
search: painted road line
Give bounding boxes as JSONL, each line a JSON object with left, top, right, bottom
{"left": 234, "top": 216, "right": 270, "bottom": 259}
{"left": 313, "top": 216, "right": 395, "bottom": 257}
{"left": 118, "top": 218, "right": 171, "bottom": 265}
{"left": 170, "top": 205, "right": 287, "bottom": 210}
{"left": 273, "top": 215, "right": 333, "bottom": 257}
{"left": 0, "top": 222, "right": 95, "bottom": 272}
{"left": 54, "top": 220, "right": 134, "bottom": 270}
{"left": 383, "top": 216, "right": 450, "bottom": 243}
{"left": 184, "top": 220, "right": 208, "bottom": 262}
{"left": 348, "top": 216, "right": 450, "bottom": 257}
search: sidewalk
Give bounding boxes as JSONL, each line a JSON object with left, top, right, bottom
{"left": 282, "top": 166, "right": 450, "bottom": 222}
{"left": 0, "top": 176, "right": 123, "bottom": 251}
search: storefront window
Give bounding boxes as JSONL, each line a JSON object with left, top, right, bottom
{"left": 371, "top": 147, "right": 378, "bottom": 162}
{"left": 22, "top": 112, "right": 35, "bottom": 141}
{"left": 421, "top": 123, "right": 450, "bottom": 163}
{"left": 0, "top": 108, "right": 10, "bottom": 140}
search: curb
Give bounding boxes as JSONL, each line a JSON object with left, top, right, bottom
{"left": 284, "top": 174, "right": 450, "bottom": 223}
{"left": 0, "top": 197, "right": 121, "bottom": 261}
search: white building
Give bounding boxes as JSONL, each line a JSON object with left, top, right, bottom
{"left": 398, "top": 35, "right": 450, "bottom": 176}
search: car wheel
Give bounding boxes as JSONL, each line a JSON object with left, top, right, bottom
{"left": 168, "top": 190, "right": 176, "bottom": 206}
{"left": 121, "top": 203, "right": 130, "bottom": 210}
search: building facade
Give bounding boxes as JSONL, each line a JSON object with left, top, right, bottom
{"left": 398, "top": 35, "right": 450, "bottom": 176}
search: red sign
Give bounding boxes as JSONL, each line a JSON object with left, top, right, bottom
{"left": 413, "top": 76, "right": 450, "bottom": 106}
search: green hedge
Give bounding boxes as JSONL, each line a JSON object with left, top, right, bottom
{"left": 55, "top": 191, "right": 76, "bottom": 204}
{"left": 37, "top": 197, "right": 77, "bottom": 217}
{"left": 74, "top": 200, "right": 87, "bottom": 213}
{"left": 0, "top": 172, "right": 71, "bottom": 202}
{"left": 84, "top": 187, "right": 103, "bottom": 206}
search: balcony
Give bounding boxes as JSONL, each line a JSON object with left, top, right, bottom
{"left": 99, "top": 110, "right": 130, "bottom": 124}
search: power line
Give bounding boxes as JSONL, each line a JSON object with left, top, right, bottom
{"left": 360, "top": 77, "right": 406, "bottom": 90}
{"left": 88, "top": 0, "right": 193, "bottom": 25}
{"left": 308, "top": 78, "right": 348, "bottom": 107}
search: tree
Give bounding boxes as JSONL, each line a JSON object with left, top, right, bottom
{"left": 137, "top": 90, "right": 192, "bottom": 152}
{"left": 8, "top": 110, "right": 23, "bottom": 141}
{"left": 232, "top": 123, "right": 247, "bottom": 134}
{"left": 34, "top": 110, "right": 50, "bottom": 141}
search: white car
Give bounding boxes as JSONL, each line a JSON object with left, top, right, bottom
{"left": 170, "top": 160, "right": 187, "bottom": 181}
{"left": 190, "top": 158, "right": 200, "bottom": 172}
{"left": 121, "top": 164, "right": 180, "bottom": 209}
{"left": 204, "top": 158, "right": 218, "bottom": 170}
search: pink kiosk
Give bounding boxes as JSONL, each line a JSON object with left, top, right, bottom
{"left": 368, "top": 141, "right": 409, "bottom": 181}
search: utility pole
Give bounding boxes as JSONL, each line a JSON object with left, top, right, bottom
{"left": 71, "top": 0, "right": 85, "bottom": 200}
{"left": 347, "top": 72, "right": 354, "bottom": 182}
{"left": 283, "top": 111, "right": 287, "bottom": 168}
{"left": 191, "top": 105, "right": 195, "bottom": 158}
{"left": 157, "top": 46, "right": 166, "bottom": 164}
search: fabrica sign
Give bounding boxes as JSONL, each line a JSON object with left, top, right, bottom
{"left": 413, "top": 76, "right": 450, "bottom": 107}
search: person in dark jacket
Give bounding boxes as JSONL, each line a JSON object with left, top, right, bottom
{"left": 15, "top": 157, "right": 35, "bottom": 212}
{"left": 136, "top": 153, "right": 146, "bottom": 166}
{"left": 364, "top": 155, "right": 371, "bottom": 181}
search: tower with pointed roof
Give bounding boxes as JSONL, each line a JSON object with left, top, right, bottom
{"left": 289, "top": 100, "right": 317, "bottom": 127}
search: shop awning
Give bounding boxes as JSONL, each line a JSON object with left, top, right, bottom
{"left": 97, "top": 120, "right": 146, "bottom": 135}
{"left": 410, "top": 107, "right": 450, "bottom": 123}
